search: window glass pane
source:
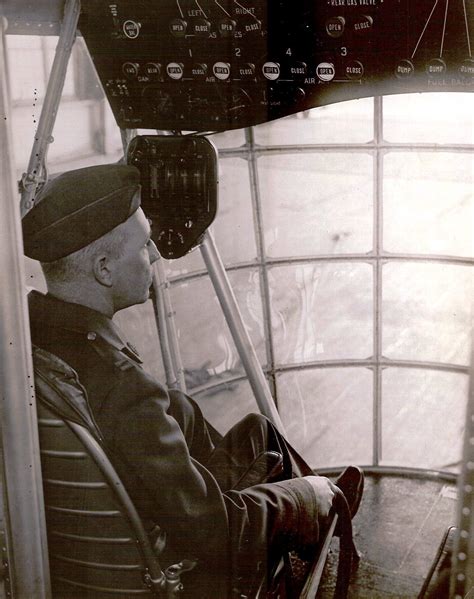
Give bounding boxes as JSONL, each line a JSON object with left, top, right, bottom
{"left": 277, "top": 368, "right": 373, "bottom": 469}
{"left": 171, "top": 269, "right": 266, "bottom": 385}
{"left": 165, "top": 249, "right": 205, "bottom": 280}
{"left": 47, "top": 102, "right": 97, "bottom": 162}
{"left": 254, "top": 97, "right": 374, "bottom": 146}
{"left": 44, "top": 36, "right": 75, "bottom": 96}
{"left": 193, "top": 379, "right": 259, "bottom": 435}
{"left": 269, "top": 263, "right": 373, "bottom": 364}
{"left": 212, "top": 158, "right": 257, "bottom": 265}
{"left": 7, "top": 36, "right": 46, "bottom": 101}
{"left": 260, "top": 153, "right": 373, "bottom": 257}
{"left": 382, "top": 368, "right": 468, "bottom": 471}
{"left": 384, "top": 152, "right": 473, "bottom": 257}
{"left": 210, "top": 128, "right": 246, "bottom": 150}
{"left": 12, "top": 101, "right": 103, "bottom": 177}
{"left": 166, "top": 157, "right": 256, "bottom": 278}
{"left": 114, "top": 300, "right": 165, "bottom": 382}
{"left": 382, "top": 263, "right": 472, "bottom": 365}
{"left": 384, "top": 93, "right": 474, "bottom": 145}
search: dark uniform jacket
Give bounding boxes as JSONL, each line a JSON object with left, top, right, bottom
{"left": 29, "top": 290, "right": 322, "bottom": 597}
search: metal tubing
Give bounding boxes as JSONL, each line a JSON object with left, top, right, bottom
{"left": 246, "top": 127, "right": 278, "bottom": 401}
{"left": 373, "top": 95, "right": 384, "bottom": 467}
{"left": 120, "top": 127, "right": 137, "bottom": 154}
{"left": 154, "top": 258, "right": 187, "bottom": 392}
{"left": 19, "top": 0, "right": 81, "bottom": 216}
{"left": 300, "top": 517, "right": 338, "bottom": 598}
{"left": 189, "top": 358, "right": 470, "bottom": 405}
{"left": 119, "top": 128, "right": 180, "bottom": 388}
{"left": 200, "top": 232, "right": 285, "bottom": 433}
{"left": 120, "top": 129, "right": 184, "bottom": 391}
{"left": 151, "top": 267, "right": 180, "bottom": 389}
{"left": 316, "top": 465, "right": 458, "bottom": 483}
{"left": 168, "top": 252, "right": 473, "bottom": 285}
{"left": 217, "top": 142, "right": 474, "bottom": 158}
{"left": 450, "top": 344, "right": 474, "bottom": 598}
{"left": 0, "top": 17, "right": 52, "bottom": 598}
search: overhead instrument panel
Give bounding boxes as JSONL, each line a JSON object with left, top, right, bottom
{"left": 79, "top": 0, "right": 474, "bottom": 131}
{"left": 127, "top": 135, "right": 218, "bottom": 259}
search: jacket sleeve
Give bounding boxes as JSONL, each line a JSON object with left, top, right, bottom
{"left": 103, "top": 364, "right": 322, "bottom": 570}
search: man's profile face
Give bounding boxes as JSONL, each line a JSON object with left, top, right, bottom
{"left": 110, "top": 207, "right": 159, "bottom": 312}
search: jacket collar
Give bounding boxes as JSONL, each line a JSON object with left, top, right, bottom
{"left": 28, "top": 290, "right": 143, "bottom": 363}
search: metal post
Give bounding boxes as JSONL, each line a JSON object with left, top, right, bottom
{"left": 151, "top": 264, "right": 182, "bottom": 389}
{"left": 200, "top": 232, "right": 285, "bottom": 433}
{"left": 19, "top": 0, "right": 81, "bottom": 216}
{"left": 373, "top": 95, "right": 384, "bottom": 467}
{"left": 120, "top": 127, "right": 137, "bottom": 154}
{"left": 120, "top": 129, "right": 185, "bottom": 391}
{"left": 0, "top": 17, "right": 52, "bottom": 598}
{"left": 450, "top": 342, "right": 474, "bottom": 599}
{"left": 153, "top": 258, "right": 187, "bottom": 391}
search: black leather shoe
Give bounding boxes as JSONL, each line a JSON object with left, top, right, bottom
{"left": 334, "top": 465, "right": 364, "bottom": 520}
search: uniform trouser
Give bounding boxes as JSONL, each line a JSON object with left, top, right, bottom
{"left": 206, "top": 414, "right": 316, "bottom": 595}
{"left": 205, "top": 413, "right": 314, "bottom": 492}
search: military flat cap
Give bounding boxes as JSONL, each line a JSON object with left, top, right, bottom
{"left": 22, "top": 164, "right": 141, "bottom": 262}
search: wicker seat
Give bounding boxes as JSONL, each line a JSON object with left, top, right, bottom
{"left": 33, "top": 346, "right": 171, "bottom": 598}
{"left": 33, "top": 346, "right": 349, "bottom": 599}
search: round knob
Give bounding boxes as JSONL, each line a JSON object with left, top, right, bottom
{"left": 191, "top": 63, "right": 208, "bottom": 78}
{"left": 144, "top": 62, "right": 162, "bottom": 80}
{"left": 122, "top": 20, "right": 140, "bottom": 39}
{"left": 289, "top": 62, "right": 307, "bottom": 78}
{"left": 191, "top": 18, "right": 211, "bottom": 37}
{"left": 213, "top": 62, "right": 231, "bottom": 80}
{"left": 426, "top": 58, "right": 446, "bottom": 76}
{"left": 262, "top": 62, "right": 280, "bottom": 81}
{"left": 353, "top": 15, "right": 373, "bottom": 34}
{"left": 326, "top": 16, "right": 345, "bottom": 38}
{"left": 459, "top": 59, "right": 474, "bottom": 79}
{"left": 218, "top": 18, "right": 236, "bottom": 37}
{"left": 395, "top": 59, "right": 415, "bottom": 79}
{"left": 345, "top": 60, "right": 364, "bottom": 79}
{"left": 166, "top": 62, "right": 184, "bottom": 80}
{"left": 316, "top": 62, "right": 335, "bottom": 82}
{"left": 238, "top": 63, "right": 256, "bottom": 79}
{"left": 169, "top": 18, "right": 187, "bottom": 37}
{"left": 122, "top": 62, "right": 139, "bottom": 79}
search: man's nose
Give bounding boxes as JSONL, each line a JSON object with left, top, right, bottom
{"left": 148, "top": 240, "right": 160, "bottom": 264}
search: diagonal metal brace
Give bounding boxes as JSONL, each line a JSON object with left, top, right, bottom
{"left": 19, "top": 0, "right": 81, "bottom": 216}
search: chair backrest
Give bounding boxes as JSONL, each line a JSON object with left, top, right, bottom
{"left": 33, "top": 346, "right": 351, "bottom": 599}
{"left": 33, "top": 347, "right": 165, "bottom": 598}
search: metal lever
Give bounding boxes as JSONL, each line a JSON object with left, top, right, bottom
{"left": 164, "top": 560, "right": 198, "bottom": 597}
{"left": 144, "top": 559, "right": 197, "bottom": 597}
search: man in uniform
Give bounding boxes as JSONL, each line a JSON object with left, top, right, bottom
{"left": 23, "top": 164, "right": 363, "bottom": 597}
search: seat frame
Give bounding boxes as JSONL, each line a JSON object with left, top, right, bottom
{"left": 34, "top": 346, "right": 352, "bottom": 599}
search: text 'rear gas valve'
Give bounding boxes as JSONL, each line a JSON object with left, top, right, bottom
{"left": 127, "top": 136, "right": 218, "bottom": 259}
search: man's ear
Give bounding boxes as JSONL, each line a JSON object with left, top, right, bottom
{"left": 92, "top": 254, "right": 113, "bottom": 287}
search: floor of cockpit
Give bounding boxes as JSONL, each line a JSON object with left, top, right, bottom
{"left": 318, "top": 474, "right": 457, "bottom": 598}
{"left": 0, "top": 473, "right": 457, "bottom": 599}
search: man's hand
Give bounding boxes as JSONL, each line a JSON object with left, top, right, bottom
{"left": 303, "top": 475, "right": 337, "bottom": 519}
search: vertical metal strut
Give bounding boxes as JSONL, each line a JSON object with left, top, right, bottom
{"left": 121, "top": 129, "right": 186, "bottom": 392}
{"left": 200, "top": 231, "right": 285, "bottom": 433}
{"left": 450, "top": 342, "right": 474, "bottom": 598}
{"left": 153, "top": 258, "right": 187, "bottom": 391}
{"left": 0, "top": 16, "right": 52, "bottom": 599}
{"left": 373, "top": 96, "right": 384, "bottom": 467}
